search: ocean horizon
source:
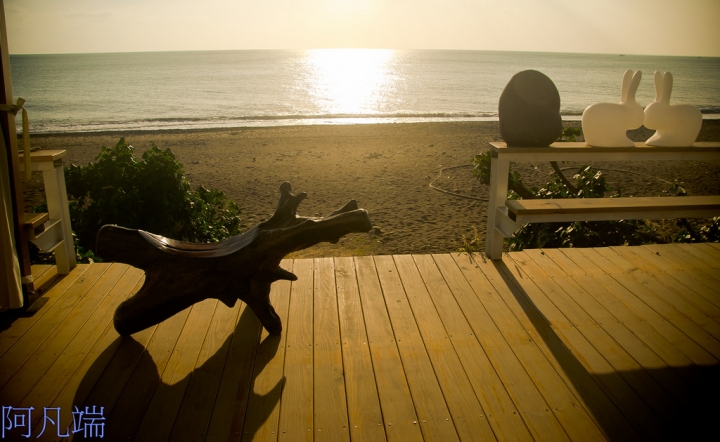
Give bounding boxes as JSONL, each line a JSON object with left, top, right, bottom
{"left": 10, "top": 49, "right": 720, "bottom": 134}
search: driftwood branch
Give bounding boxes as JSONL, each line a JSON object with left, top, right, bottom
{"left": 550, "top": 161, "right": 579, "bottom": 195}
{"left": 509, "top": 180, "right": 536, "bottom": 200}
{"left": 97, "top": 182, "right": 372, "bottom": 336}
{"left": 677, "top": 218, "right": 699, "bottom": 241}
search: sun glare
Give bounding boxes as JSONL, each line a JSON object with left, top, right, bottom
{"left": 302, "top": 49, "right": 397, "bottom": 116}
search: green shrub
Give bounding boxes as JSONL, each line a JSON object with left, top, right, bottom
{"left": 65, "top": 138, "right": 242, "bottom": 257}
{"left": 471, "top": 150, "right": 662, "bottom": 251}
{"left": 674, "top": 217, "right": 720, "bottom": 243}
{"left": 505, "top": 164, "right": 658, "bottom": 251}
{"left": 471, "top": 150, "right": 533, "bottom": 199}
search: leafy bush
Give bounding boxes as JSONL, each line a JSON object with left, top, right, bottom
{"left": 65, "top": 138, "right": 242, "bottom": 257}
{"left": 558, "top": 126, "right": 582, "bottom": 142}
{"left": 674, "top": 217, "right": 720, "bottom": 243}
{"left": 505, "top": 165, "right": 659, "bottom": 251}
{"left": 472, "top": 149, "right": 534, "bottom": 199}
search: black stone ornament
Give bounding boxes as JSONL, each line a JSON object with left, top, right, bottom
{"left": 498, "top": 70, "right": 562, "bottom": 147}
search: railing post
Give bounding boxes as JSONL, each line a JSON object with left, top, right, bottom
{"left": 41, "top": 158, "right": 76, "bottom": 273}
{"left": 485, "top": 150, "right": 509, "bottom": 260}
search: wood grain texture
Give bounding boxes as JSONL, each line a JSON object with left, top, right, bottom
{"left": 0, "top": 264, "right": 89, "bottom": 358}
{"left": 355, "top": 256, "right": 422, "bottom": 442}
{"left": 234, "top": 261, "right": 291, "bottom": 442}
{"left": 313, "top": 257, "right": 350, "bottom": 442}
{"left": 278, "top": 258, "right": 315, "bottom": 442}
{"left": 4, "top": 245, "right": 718, "bottom": 441}
{"left": 335, "top": 257, "right": 386, "bottom": 442}
{"left": 395, "top": 254, "right": 495, "bottom": 441}
{"left": 374, "top": 255, "right": 460, "bottom": 442}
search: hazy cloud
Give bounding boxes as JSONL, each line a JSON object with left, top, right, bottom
{"left": 4, "top": 0, "right": 719, "bottom": 56}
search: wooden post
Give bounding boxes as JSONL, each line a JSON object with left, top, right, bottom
{"left": 0, "top": 0, "right": 34, "bottom": 299}
{"left": 485, "top": 152, "right": 510, "bottom": 260}
{"left": 39, "top": 155, "right": 76, "bottom": 273}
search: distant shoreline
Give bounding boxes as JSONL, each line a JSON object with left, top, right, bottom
{"left": 19, "top": 113, "right": 720, "bottom": 138}
{"left": 25, "top": 119, "right": 497, "bottom": 139}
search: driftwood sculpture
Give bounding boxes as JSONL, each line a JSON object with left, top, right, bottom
{"left": 97, "top": 182, "right": 372, "bottom": 336}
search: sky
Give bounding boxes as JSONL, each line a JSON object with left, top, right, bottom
{"left": 5, "top": 0, "right": 720, "bottom": 57}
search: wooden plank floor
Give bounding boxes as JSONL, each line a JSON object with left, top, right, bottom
{"left": 1, "top": 243, "right": 719, "bottom": 441}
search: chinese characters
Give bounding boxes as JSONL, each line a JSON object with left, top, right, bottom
{"left": 2, "top": 405, "right": 105, "bottom": 439}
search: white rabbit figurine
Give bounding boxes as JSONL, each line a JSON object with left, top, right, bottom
{"left": 644, "top": 71, "right": 702, "bottom": 147}
{"left": 582, "top": 70, "right": 644, "bottom": 147}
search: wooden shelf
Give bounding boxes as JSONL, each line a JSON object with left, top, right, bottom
{"left": 18, "top": 149, "right": 76, "bottom": 274}
{"left": 18, "top": 149, "right": 67, "bottom": 163}
{"left": 485, "top": 141, "right": 720, "bottom": 260}
{"left": 23, "top": 212, "right": 49, "bottom": 230}
{"left": 488, "top": 141, "right": 720, "bottom": 162}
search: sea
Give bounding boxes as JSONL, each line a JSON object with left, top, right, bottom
{"left": 9, "top": 49, "right": 720, "bottom": 134}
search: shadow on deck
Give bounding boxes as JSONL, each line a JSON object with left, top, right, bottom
{"left": 1, "top": 243, "right": 719, "bottom": 441}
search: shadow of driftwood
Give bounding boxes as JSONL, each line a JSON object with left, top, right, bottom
{"left": 72, "top": 302, "right": 283, "bottom": 441}
{"left": 238, "top": 335, "right": 285, "bottom": 440}
{"left": 494, "top": 259, "right": 720, "bottom": 441}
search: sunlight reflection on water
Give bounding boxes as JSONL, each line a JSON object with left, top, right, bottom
{"left": 11, "top": 49, "right": 720, "bottom": 133}
{"left": 301, "top": 49, "right": 397, "bottom": 115}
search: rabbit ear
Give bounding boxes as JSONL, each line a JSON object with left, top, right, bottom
{"left": 661, "top": 71, "right": 673, "bottom": 103}
{"left": 654, "top": 71, "right": 663, "bottom": 102}
{"left": 621, "top": 70, "right": 633, "bottom": 102}
{"left": 627, "top": 70, "right": 642, "bottom": 102}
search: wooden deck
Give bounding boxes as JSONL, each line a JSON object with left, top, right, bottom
{"left": 1, "top": 243, "right": 719, "bottom": 441}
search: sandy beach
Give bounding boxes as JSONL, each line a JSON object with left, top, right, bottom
{"left": 24, "top": 120, "right": 720, "bottom": 257}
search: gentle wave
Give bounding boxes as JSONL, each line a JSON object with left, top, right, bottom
{"left": 26, "top": 109, "right": 720, "bottom": 134}
{"left": 27, "top": 113, "right": 501, "bottom": 133}
{"left": 139, "top": 111, "right": 498, "bottom": 123}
